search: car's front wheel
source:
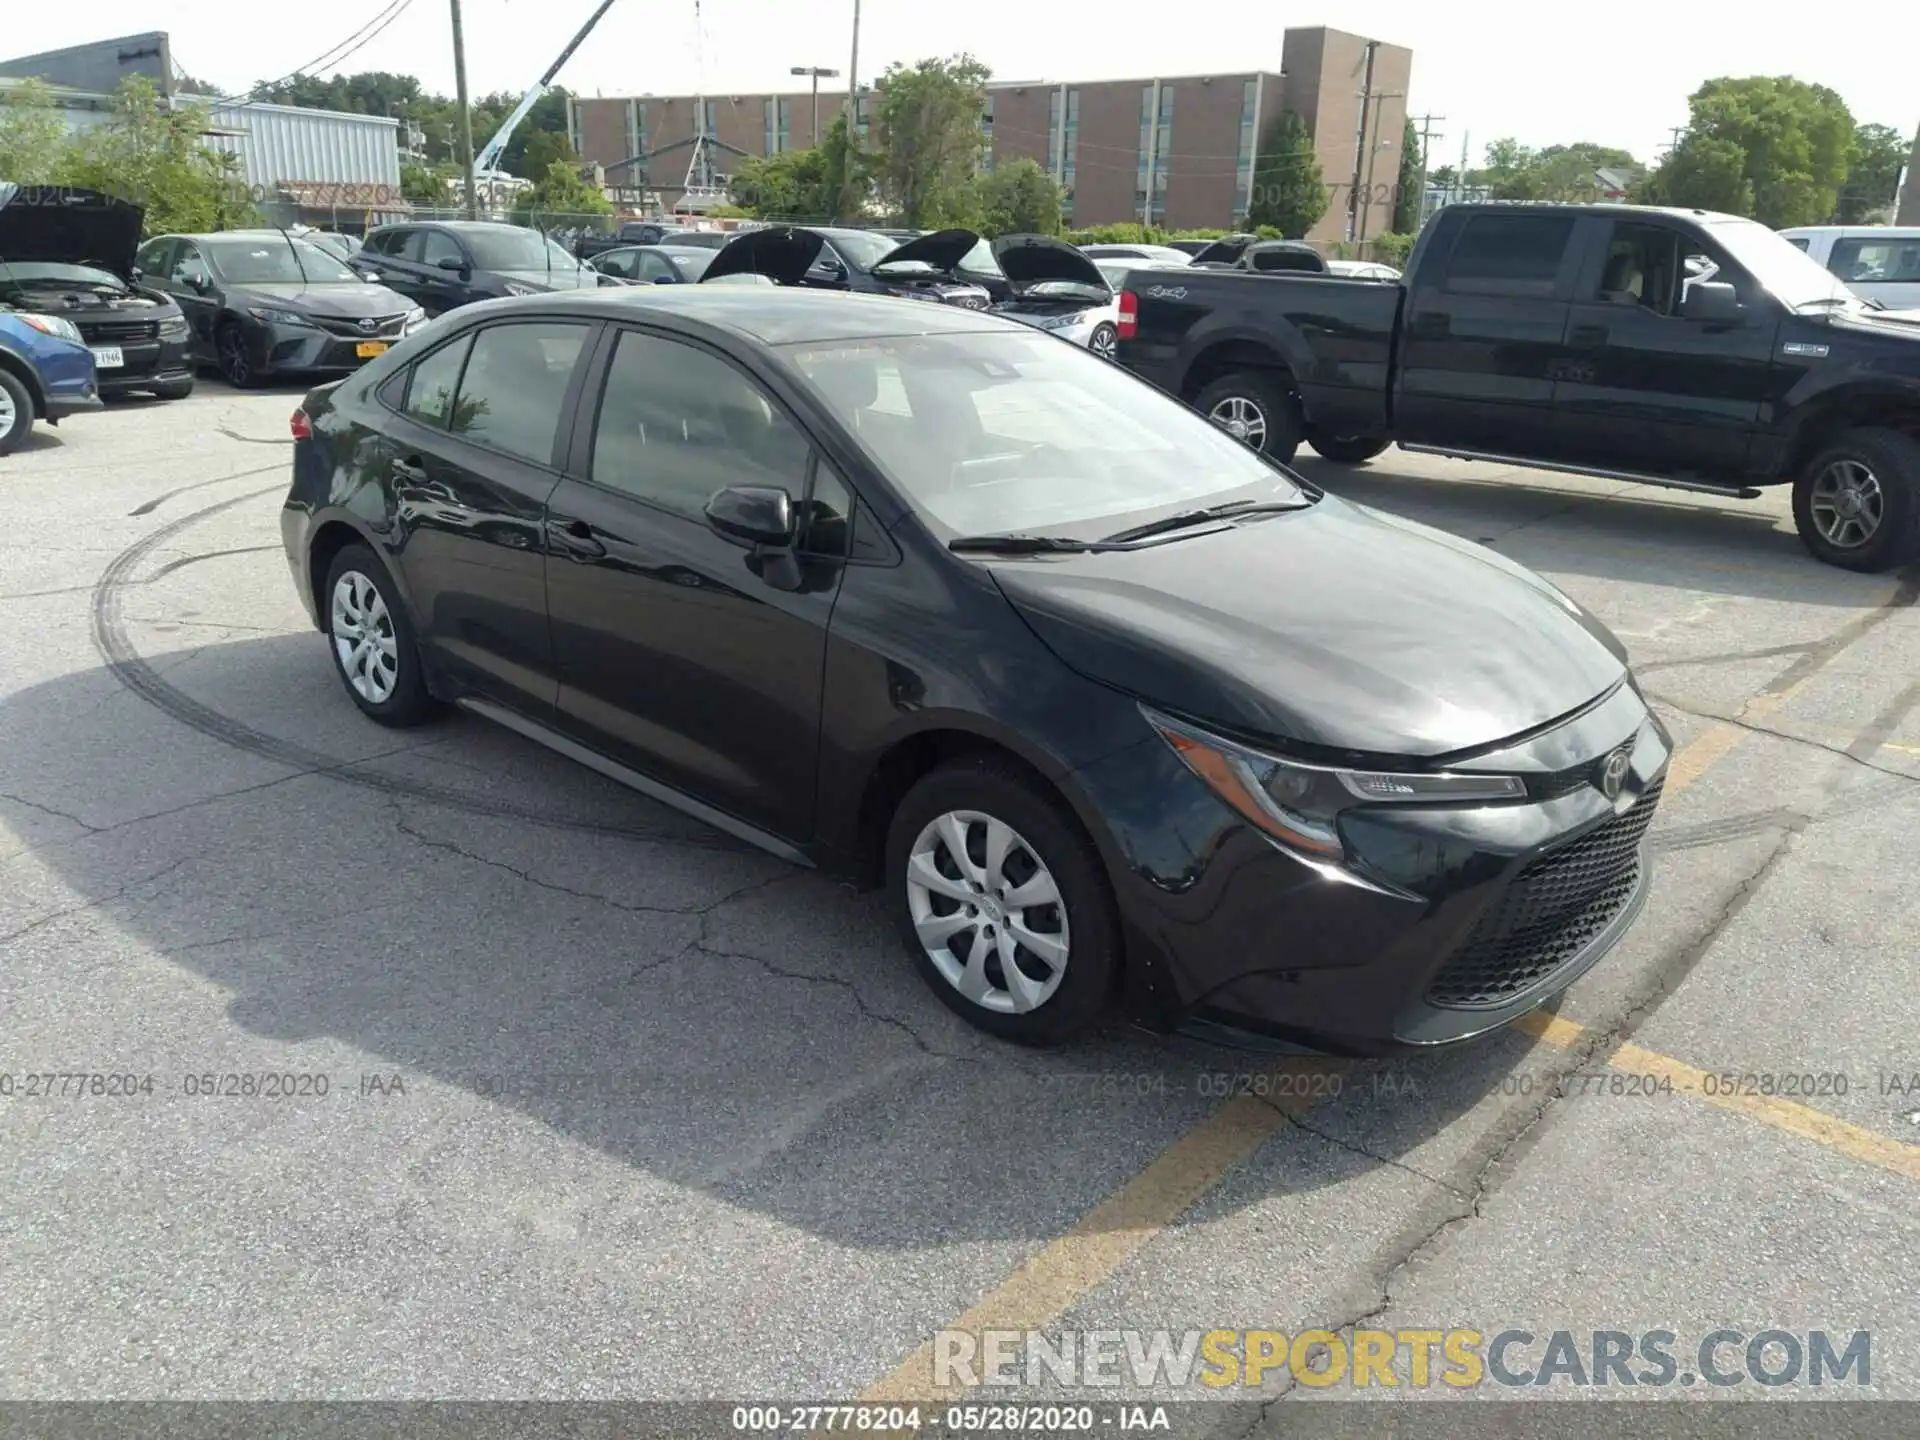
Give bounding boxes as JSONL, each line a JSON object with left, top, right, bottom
{"left": 886, "top": 759, "right": 1119, "bottom": 1046}
{"left": 1193, "top": 370, "right": 1303, "bottom": 464}
{"left": 322, "top": 543, "right": 435, "bottom": 726}
{"left": 216, "top": 321, "right": 256, "bottom": 388}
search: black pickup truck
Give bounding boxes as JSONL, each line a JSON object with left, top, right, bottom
{"left": 1113, "top": 202, "right": 1920, "bottom": 571}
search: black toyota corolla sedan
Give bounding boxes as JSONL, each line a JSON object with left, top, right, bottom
{"left": 281, "top": 287, "right": 1669, "bottom": 1052}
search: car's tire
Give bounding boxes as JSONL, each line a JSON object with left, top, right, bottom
{"left": 1792, "top": 427, "right": 1920, "bottom": 572}
{"left": 1192, "top": 369, "right": 1303, "bottom": 464}
{"left": 886, "top": 758, "right": 1120, "bottom": 1046}
{"left": 1088, "top": 322, "right": 1118, "bottom": 360}
{"left": 215, "top": 320, "right": 256, "bottom": 388}
{"left": 151, "top": 378, "right": 196, "bottom": 401}
{"left": 1308, "top": 431, "right": 1391, "bottom": 464}
{"left": 0, "top": 368, "right": 33, "bottom": 455}
{"left": 321, "top": 542, "right": 435, "bottom": 727}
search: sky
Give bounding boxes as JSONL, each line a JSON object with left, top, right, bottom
{"left": 9, "top": 1, "right": 1919, "bottom": 169}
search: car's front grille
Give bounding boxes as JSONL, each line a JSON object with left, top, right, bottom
{"left": 1425, "top": 780, "right": 1663, "bottom": 1010}
{"left": 79, "top": 317, "right": 159, "bottom": 342}
{"left": 313, "top": 313, "right": 410, "bottom": 338}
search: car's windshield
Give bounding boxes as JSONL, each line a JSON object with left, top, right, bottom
{"left": 962, "top": 238, "right": 1002, "bottom": 276}
{"left": 822, "top": 230, "right": 901, "bottom": 272}
{"left": 785, "top": 330, "right": 1306, "bottom": 539}
{"left": 1707, "top": 219, "right": 1855, "bottom": 309}
{"left": 205, "top": 239, "right": 359, "bottom": 284}
{"left": 0, "top": 261, "right": 126, "bottom": 290}
{"left": 463, "top": 227, "right": 581, "bottom": 272}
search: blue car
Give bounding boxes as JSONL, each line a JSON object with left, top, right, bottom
{"left": 0, "top": 310, "right": 100, "bottom": 454}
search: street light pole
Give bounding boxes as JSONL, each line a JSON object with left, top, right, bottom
{"left": 790, "top": 65, "right": 840, "bottom": 146}
{"left": 450, "top": 0, "right": 479, "bottom": 218}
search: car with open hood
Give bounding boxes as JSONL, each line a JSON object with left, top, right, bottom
{"left": 135, "top": 230, "right": 429, "bottom": 388}
{"left": 986, "top": 233, "right": 1122, "bottom": 357}
{"left": 700, "top": 226, "right": 993, "bottom": 308}
{"left": 280, "top": 284, "right": 1668, "bottom": 1053}
{"left": 0, "top": 183, "right": 194, "bottom": 401}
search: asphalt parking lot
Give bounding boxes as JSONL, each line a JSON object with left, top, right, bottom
{"left": 3, "top": 378, "right": 1917, "bottom": 1423}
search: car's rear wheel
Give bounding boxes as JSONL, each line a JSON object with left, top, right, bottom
{"left": 1089, "top": 322, "right": 1118, "bottom": 360}
{"left": 322, "top": 543, "right": 434, "bottom": 726}
{"left": 886, "top": 760, "right": 1119, "bottom": 1046}
{"left": 1193, "top": 370, "right": 1302, "bottom": 464}
{"left": 0, "top": 369, "right": 31, "bottom": 455}
{"left": 1792, "top": 427, "right": 1920, "bottom": 572}
{"left": 1308, "top": 431, "right": 1391, "bottom": 464}
{"left": 216, "top": 321, "right": 256, "bottom": 388}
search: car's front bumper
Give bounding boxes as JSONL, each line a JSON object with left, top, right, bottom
{"left": 45, "top": 390, "right": 104, "bottom": 420}
{"left": 252, "top": 319, "right": 411, "bottom": 377}
{"left": 1075, "top": 682, "right": 1671, "bottom": 1053}
{"left": 77, "top": 322, "right": 193, "bottom": 396}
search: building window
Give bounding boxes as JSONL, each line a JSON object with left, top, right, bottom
{"left": 1235, "top": 79, "right": 1257, "bottom": 218}
{"left": 764, "top": 96, "right": 789, "bottom": 154}
{"left": 855, "top": 92, "right": 870, "bottom": 142}
{"left": 982, "top": 94, "right": 994, "bottom": 173}
{"left": 1137, "top": 85, "right": 1153, "bottom": 197}
{"left": 701, "top": 99, "right": 717, "bottom": 137}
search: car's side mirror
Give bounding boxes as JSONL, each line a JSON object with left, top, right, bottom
{"left": 436, "top": 256, "right": 468, "bottom": 274}
{"left": 1682, "top": 280, "right": 1742, "bottom": 322}
{"left": 705, "top": 485, "right": 795, "bottom": 546}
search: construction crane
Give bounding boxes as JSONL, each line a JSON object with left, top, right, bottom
{"left": 472, "top": 0, "right": 623, "bottom": 178}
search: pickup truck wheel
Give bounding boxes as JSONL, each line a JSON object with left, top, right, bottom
{"left": 1308, "top": 433, "right": 1391, "bottom": 464}
{"left": 1792, "top": 428, "right": 1920, "bottom": 572}
{"left": 1194, "top": 372, "right": 1302, "bottom": 464}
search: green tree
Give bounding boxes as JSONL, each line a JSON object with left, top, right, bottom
{"left": 1475, "top": 139, "right": 1638, "bottom": 202}
{"left": 0, "top": 80, "right": 69, "bottom": 183}
{"left": 512, "top": 158, "right": 610, "bottom": 225}
{"left": 729, "top": 145, "right": 835, "bottom": 220}
{"left": 1246, "top": 109, "right": 1326, "bottom": 237}
{"left": 1392, "top": 116, "right": 1422, "bottom": 232}
{"left": 1835, "top": 122, "right": 1909, "bottom": 223}
{"left": 518, "top": 129, "right": 579, "bottom": 181}
{"left": 977, "top": 157, "right": 1062, "bottom": 236}
{"left": 62, "top": 78, "right": 252, "bottom": 235}
{"left": 871, "top": 55, "right": 991, "bottom": 228}
{"left": 1639, "top": 76, "right": 1853, "bottom": 227}
{"left": 400, "top": 163, "right": 452, "bottom": 207}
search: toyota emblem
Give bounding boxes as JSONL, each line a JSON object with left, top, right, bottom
{"left": 357, "top": 317, "right": 378, "bottom": 334}
{"left": 1599, "top": 747, "right": 1633, "bottom": 800}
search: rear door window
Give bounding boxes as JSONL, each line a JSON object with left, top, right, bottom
{"left": 402, "top": 334, "right": 472, "bottom": 429}
{"left": 443, "top": 322, "right": 590, "bottom": 465}
{"left": 1442, "top": 214, "right": 1577, "bottom": 296}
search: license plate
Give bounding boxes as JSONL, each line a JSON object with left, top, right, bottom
{"left": 355, "top": 341, "right": 389, "bottom": 359}
{"left": 90, "top": 346, "right": 124, "bottom": 369}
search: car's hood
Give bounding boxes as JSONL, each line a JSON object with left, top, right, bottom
{"left": 1189, "top": 235, "right": 1255, "bottom": 267}
{"left": 990, "top": 496, "right": 1629, "bottom": 759}
{"left": 227, "top": 281, "right": 415, "bottom": 316}
{"left": 876, "top": 227, "right": 980, "bottom": 274}
{"left": 1826, "top": 306, "right": 1920, "bottom": 343}
{"left": 991, "top": 233, "right": 1108, "bottom": 292}
{"left": 699, "top": 226, "right": 824, "bottom": 284}
{"left": 0, "top": 183, "right": 144, "bottom": 277}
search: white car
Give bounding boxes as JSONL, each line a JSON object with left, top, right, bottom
{"left": 1328, "top": 259, "right": 1402, "bottom": 282}
{"left": 986, "top": 236, "right": 1124, "bottom": 358}
{"left": 1779, "top": 226, "right": 1920, "bottom": 310}
{"left": 1079, "top": 242, "right": 1196, "bottom": 269}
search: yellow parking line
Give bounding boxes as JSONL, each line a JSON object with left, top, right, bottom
{"left": 859, "top": 1070, "right": 1343, "bottom": 1403}
{"left": 1515, "top": 1011, "right": 1920, "bottom": 1182}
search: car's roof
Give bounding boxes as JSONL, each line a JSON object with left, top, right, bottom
{"left": 462, "top": 285, "right": 1025, "bottom": 346}
{"left": 372, "top": 219, "right": 530, "bottom": 233}
{"left": 1779, "top": 224, "right": 1920, "bottom": 238}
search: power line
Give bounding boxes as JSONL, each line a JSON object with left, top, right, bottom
{"left": 214, "top": 0, "right": 419, "bottom": 107}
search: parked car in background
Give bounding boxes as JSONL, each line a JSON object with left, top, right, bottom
{"left": 136, "top": 231, "right": 428, "bottom": 388}
{"left": 352, "top": 221, "right": 599, "bottom": 316}
{"left": 575, "top": 220, "right": 676, "bottom": 260}
{"left": 0, "top": 182, "right": 193, "bottom": 401}
{"left": 586, "top": 244, "right": 718, "bottom": 285}
{"left": 1079, "top": 242, "right": 1195, "bottom": 268}
{"left": 1779, "top": 226, "right": 1920, "bottom": 311}
{"left": 1115, "top": 201, "right": 1920, "bottom": 571}
{"left": 0, "top": 309, "right": 100, "bottom": 455}
{"left": 282, "top": 284, "right": 1670, "bottom": 1051}
{"left": 1194, "top": 240, "right": 1330, "bottom": 274}
{"left": 1328, "top": 259, "right": 1402, "bottom": 282}
{"left": 986, "top": 234, "right": 1121, "bottom": 357}
{"left": 657, "top": 229, "right": 731, "bottom": 250}
{"left": 700, "top": 226, "right": 993, "bottom": 308}
{"left": 294, "top": 228, "right": 363, "bottom": 264}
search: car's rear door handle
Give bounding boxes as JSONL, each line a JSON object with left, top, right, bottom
{"left": 547, "top": 517, "right": 606, "bottom": 560}
{"left": 1570, "top": 323, "right": 1608, "bottom": 346}
{"left": 391, "top": 456, "right": 427, "bottom": 482}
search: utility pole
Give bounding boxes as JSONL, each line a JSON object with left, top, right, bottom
{"left": 1458, "top": 130, "right": 1470, "bottom": 205}
{"left": 1357, "top": 90, "right": 1403, "bottom": 242}
{"left": 450, "top": 0, "right": 479, "bottom": 217}
{"left": 1665, "top": 125, "right": 1686, "bottom": 158}
{"left": 838, "top": 0, "right": 861, "bottom": 220}
{"left": 1347, "top": 39, "right": 1379, "bottom": 242}
{"left": 1412, "top": 112, "right": 1445, "bottom": 232}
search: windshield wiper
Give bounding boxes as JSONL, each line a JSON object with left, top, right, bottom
{"left": 947, "top": 533, "right": 1121, "bottom": 555}
{"left": 1099, "top": 498, "right": 1309, "bottom": 545}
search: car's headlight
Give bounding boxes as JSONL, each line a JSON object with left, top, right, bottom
{"left": 248, "top": 305, "right": 315, "bottom": 327}
{"left": 16, "top": 312, "right": 84, "bottom": 344}
{"left": 503, "top": 280, "right": 543, "bottom": 296}
{"left": 158, "top": 314, "right": 190, "bottom": 338}
{"left": 1144, "top": 706, "right": 1524, "bottom": 866}
{"left": 1031, "top": 310, "right": 1093, "bottom": 332}
{"left": 401, "top": 307, "right": 429, "bottom": 334}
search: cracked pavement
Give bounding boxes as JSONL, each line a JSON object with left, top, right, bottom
{"left": 3, "top": 386, "right": 1917, "bottom": 1412}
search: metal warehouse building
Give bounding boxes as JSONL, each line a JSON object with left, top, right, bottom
{"left": 0, "top": 31, "right": 404, "bottom": 227}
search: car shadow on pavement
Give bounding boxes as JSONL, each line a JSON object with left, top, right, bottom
{"left": 1292, "top": 455, "right": 1885, "bottom": 609}
{"left": 1, "top": 632, "right": 1551, "bottom": 1250}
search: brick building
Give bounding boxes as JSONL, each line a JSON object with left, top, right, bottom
{"left": 567, "top": 26, "right": 1412, "bottom": 242}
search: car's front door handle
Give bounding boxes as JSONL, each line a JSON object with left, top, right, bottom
{"left": 547, "top": 517, "right": 607, "bottom": 560}
{"left": 1570, "top": 323, "right": 1608, "bottom": 346}
{"left": 391, "top": 456, "right": 428, "bottom": 482}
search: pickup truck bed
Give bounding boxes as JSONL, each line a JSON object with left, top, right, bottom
{"left": 1113, "top": 202, "right": 1920, "bottom": 572}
